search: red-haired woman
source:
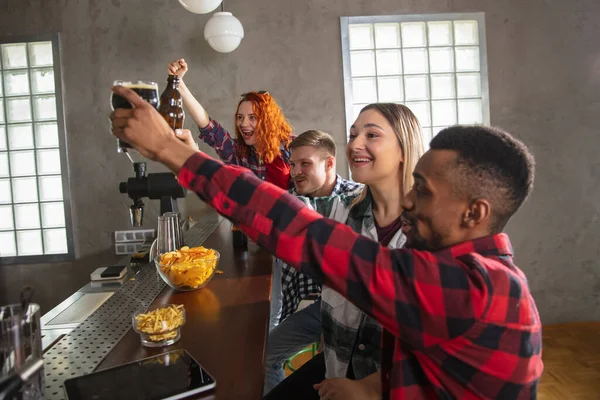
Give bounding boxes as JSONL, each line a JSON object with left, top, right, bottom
{"left": 167, "top": 59, "right": 293, "bottom": 190}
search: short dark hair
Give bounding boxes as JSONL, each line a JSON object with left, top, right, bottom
{"left": 430, "top": 126, "right": 535, "bottom": 232}
{"left": 289, "top": 130, "right": 336, "bottom": 157}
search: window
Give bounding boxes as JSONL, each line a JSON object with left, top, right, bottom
{"left": 340, "top": 13, "right": 490, "bottom": 146}
{"left": 0, "top": 34, "right": 74, "bottom": 263}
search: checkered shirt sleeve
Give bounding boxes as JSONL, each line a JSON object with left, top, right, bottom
{"left": 197, "top": 118, "right": 238, "bottom": 165}
{"left": 178, "top": 152, "right": 543, "bottom": 399}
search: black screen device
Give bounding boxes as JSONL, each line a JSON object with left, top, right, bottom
{"left": 100, "top": 265, "right": 126, "bottom": 278}
{"left": 63, "top": 349, "right": 216, "bottom": 400}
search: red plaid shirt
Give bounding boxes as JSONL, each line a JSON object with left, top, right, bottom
{"left": 178, "top": 152, "right": 543, "bottom": 399}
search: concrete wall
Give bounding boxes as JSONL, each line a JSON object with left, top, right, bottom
{"left": 0, "top": 0, "right": 598, "bottom": 324}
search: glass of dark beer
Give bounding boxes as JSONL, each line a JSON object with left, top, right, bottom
{"left": 111, "top": 80, "right": 159, "bottom": 152}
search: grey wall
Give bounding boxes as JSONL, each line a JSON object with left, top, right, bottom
{"left": 0, "top": 0, "right": 598, "bottom": 324}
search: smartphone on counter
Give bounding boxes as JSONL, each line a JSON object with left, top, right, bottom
{"left": 63, "top": 349, "right": 216, "bottom": 400}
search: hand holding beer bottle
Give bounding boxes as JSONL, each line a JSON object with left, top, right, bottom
{"left": 166, "top": 58, "right": 211, "bottom": 130}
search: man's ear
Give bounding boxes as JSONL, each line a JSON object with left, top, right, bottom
{"left": 462, "top": 198, "right": 491, "bottom": 228}
{"left": 325, "top": 155, "right": 335, "bottom": 171}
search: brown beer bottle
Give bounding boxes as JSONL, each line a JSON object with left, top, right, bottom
{"left": 158, "top": 75, "right": 185, "bottom": 130}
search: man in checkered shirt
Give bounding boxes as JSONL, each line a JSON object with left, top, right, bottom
{"left": 111, "top": 86, "right": 543, "bottom": 400}
{"left": 282, "top": 147, "right": 362, "bottom": 322}
{"left": 267, "top": 130, "right": 362, "bottom": 393}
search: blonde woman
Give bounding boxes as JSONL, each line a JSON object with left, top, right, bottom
{"left": 265, "top": 103, "right": 425, "bottom": 399}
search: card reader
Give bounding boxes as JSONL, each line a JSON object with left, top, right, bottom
{"left": 90, "top": 265, "right": 127, "bottom": 282}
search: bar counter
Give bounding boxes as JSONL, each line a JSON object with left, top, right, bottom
{"left": 41, "top": 213, "right": 274, "bottom": 400}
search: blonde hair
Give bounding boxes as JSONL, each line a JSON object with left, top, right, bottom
{"left": 289, "top": 130, "right": 336, "bottom": 157}
{"left": 350, "top": 103, "right": 426, "bottom": 208}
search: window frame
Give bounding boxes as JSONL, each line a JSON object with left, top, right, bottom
{"left": 0, "top": 33, "right": 75, "bottom": 265}
{"left": 340, "top": 12, "right": 491, "bottom": 145}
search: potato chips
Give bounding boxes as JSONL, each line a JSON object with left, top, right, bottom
{"left": 135, "top": 304, "right": 185, "bottom": 342}
{"left": 158, "top": 246, "right": 219, "bottom": 289}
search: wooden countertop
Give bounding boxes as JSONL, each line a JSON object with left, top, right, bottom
{"left": 97, "top": 217, "right": 274, "bottom": 399}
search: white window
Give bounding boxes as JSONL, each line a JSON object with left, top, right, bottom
{"left": 0, "top": 35, "right": 73, "bottom": 263}
{"left": 341, "top": 13, "right": 490, "bottom": 146}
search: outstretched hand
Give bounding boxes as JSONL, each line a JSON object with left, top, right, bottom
{"left": 175, "top": 128, "right": 199, "bottom": 150}
{"left": 110, "top": 85, "right": 197, "bottom": 171}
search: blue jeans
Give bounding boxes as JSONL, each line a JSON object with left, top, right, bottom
{"left": 263, "top": 298, "right": 322, "bottom": 395}
{"left": 269, "top": 259, "right": 283, "bottom": 331}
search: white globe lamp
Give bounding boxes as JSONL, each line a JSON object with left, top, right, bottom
{"left": 204, "top": 12, "right": 244, "bottom": 53}
{"left": 178, "top": 0, "right": 222, "bottom": 14}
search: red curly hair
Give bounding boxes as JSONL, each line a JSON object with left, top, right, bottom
{"left": 234, "top": 92, "right": 293, "bottom": 164}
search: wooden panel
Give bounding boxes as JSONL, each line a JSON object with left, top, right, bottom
{"left": 97, "top": 218, "right": 274, "bottom": 400}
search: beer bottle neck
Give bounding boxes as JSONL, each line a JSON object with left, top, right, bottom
{"left": 167, "top": 75, "right": 180, "bottom": 89}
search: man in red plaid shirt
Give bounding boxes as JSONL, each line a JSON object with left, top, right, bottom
{"left": 111, "top": 86, "right": 543, "bottom": 400}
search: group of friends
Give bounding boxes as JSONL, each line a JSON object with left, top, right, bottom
{"left": 109, "top": 58, "right": 544, "bottom": 400}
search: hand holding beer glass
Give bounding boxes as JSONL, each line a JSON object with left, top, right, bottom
{"left": 111, "top": 80, "right": 159, "bottom": 152}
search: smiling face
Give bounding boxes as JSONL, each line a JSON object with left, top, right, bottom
{"left": 401, "top": 126, "right": 536, "bottom": 252}
{"left": 400, "top": 149, "right": 473, "bottom": 251}
{"left": 236, "top": 101, "right": 258, "bottom": 146}
{"left": 346, "top": 109, "right": 404, "bottom": 186}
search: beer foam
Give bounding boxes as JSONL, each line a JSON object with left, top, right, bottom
{"left": 122, "top": 82, "right": 158, "bottom": 90}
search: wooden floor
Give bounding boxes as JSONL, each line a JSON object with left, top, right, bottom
{"left": 285, "top": 322, "right": 600, "bottom": 398}
{"left": 538, "top": 322, "right": 600, "bottom": 399}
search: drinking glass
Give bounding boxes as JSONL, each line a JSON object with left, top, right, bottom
{"left": 110, "top": 80, "right": 159, "bottom": 153}
{"left": 156, "top": 213, "right": 184, "bottom": 255}
{"left": 0, "top": 303, "right": 43, "bottom": 400}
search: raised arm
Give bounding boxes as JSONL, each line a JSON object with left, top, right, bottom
{"left": 167, "top": 59, "right": 210, "bottom": 129}
{"left": 168, "top": 59, "right": 237, "bottom": 164}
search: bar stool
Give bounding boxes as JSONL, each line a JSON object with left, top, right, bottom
{"left": 283, "top": 342, "right": 320, "bottom": 373}
{"left": 282, "top": 293, "right": 321, "bottom": 374}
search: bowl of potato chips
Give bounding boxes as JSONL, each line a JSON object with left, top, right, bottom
{"left": 155, "top": 246, "right": 220, "bottom": 291}
{"left": 132, "top": 304, "right": 186, "bottom": 347}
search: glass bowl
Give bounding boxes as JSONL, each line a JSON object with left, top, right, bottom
{"left": 132, "top": 304, "right": 186, "bottom": 347}
{"left": 154, "top": 250, "right": 220, "bottom": 292}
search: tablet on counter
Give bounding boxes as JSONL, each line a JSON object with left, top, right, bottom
{"left": 63, "top": 349, "right": 216, "bottom": 400}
